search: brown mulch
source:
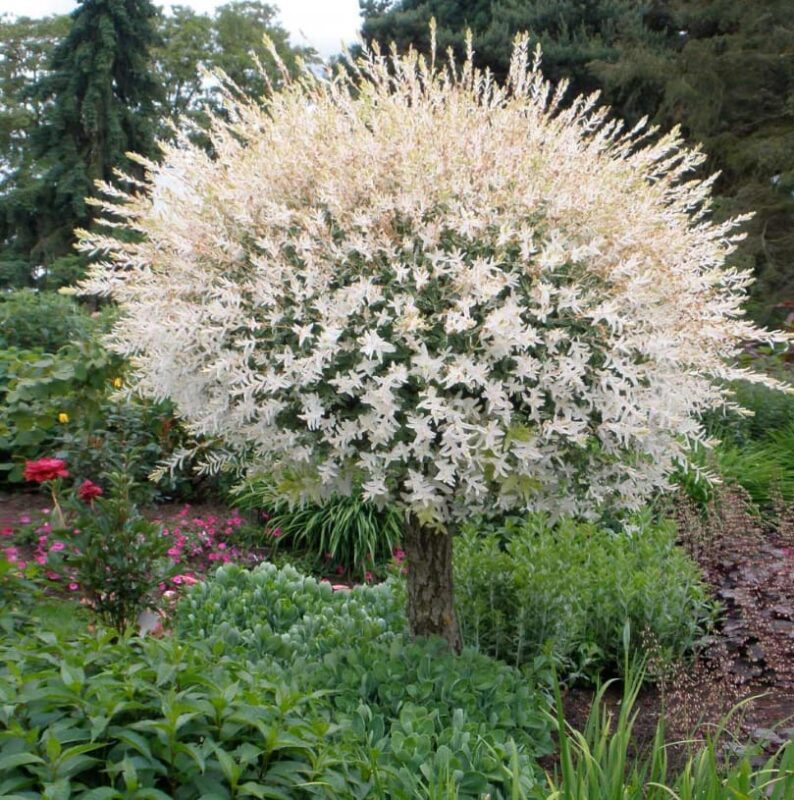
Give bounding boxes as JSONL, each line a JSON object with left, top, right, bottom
{"left": 559, "top": 490, "right": 794, "bottom": 763}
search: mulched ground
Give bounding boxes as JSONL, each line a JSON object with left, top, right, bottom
{"left": 561, "top": 491, "right": 794, "bottom": 760}
{"left": 4, "top": 486, "right": 794, "bottom": 751}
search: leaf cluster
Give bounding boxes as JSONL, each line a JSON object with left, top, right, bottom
{"left": 454, "top": 513, "right": 717, "bottom": 679}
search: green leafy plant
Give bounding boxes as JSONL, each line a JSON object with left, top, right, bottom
{"left": 454, "top": 513, "right": 716, "bottom": 679}
{"left": 0, "top": 289, "right": 95, "bottom": 352}
{"left": 0, "top": 591, "right": 554, "bottom": 798}
{"left": 536, "top": 656, "right": 794, "bottom": 800}
{"left": 175, "top": 561, "right": 405, "bottom": 661}
{"left": 48, "top": 471, "right": 173, "bottom": 630}
{"left": 233, "top": 478, "right": 402, "bottom": 577}
{"left": 0, "top": 339, "right": 119, "bottom": 483}
{"left": 678, "top": 424, "right": 794, "bottom": 509}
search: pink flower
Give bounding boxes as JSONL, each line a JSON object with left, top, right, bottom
{"left": 208, "top": 552, "right": 222, "bottom": 561}
{"left": 35, "top": 554, "right": 46, "bottom": 565}
{"left": 392, "top": 548, "right": 406, "bottom": 563}
{"left": 77, "top": 480, "right": 103, "bottom": 503}
{"left": 4, "top": 546, "right": 19, "bottom": 562}
{"left": 46, "top": 570, "right": 60, "bottom": 581}
{"left": 24, "top": 458, "right": 69, "bottom": 482}
{"left": 365, "top": 571, "right": 374, "bottom": 583}
{"left": 48, "top": 541, "right": 65, "bottom": 552}
{"left": 217, "top": 542, "right": 226, "bottom": 550}
{"left": 68, "top": 582, "right": 79, "bottom": 592}
{"left": 271, "top": 528, "right": 282, "bottom": 538}
{"left": 172, "top": 573, "right": 199, "bottom": 585}
{"left": 331, "top": 584, "right": 351, "bottom": 592}
{"left": 1, "top": 527, "right": 13, "bottom": 537}
{"left": 19, "top": 515, "right": 31, "bottom": 524}
{"left": 167, "top": 546, "right": 182, "bottom": 558}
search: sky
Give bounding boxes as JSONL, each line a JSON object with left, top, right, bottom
{"left": 0, "top": 0, "right": 363, "bottom": 58}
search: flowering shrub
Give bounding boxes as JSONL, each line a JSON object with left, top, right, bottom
{"left": 44, "top": 471, "right": 173, "bottom": 629}
{"left": 4, "top": 468, "right": 268, "bottom": 617}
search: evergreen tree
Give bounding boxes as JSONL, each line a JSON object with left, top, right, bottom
{"left": 359, "top": 0, "right": 794, "bottom": 321}
{"left": 0, "top": 0, "right": 162, "bottom": 270}
{"left": 594, "top": 0, "right": 794, "bottom": 322}
{"left": 358, "top": 0, "right": 653, "bottom": 94}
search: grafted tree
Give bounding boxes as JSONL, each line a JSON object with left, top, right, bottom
{"left": 80, "top": 40, "right": 786, "bottom": 648}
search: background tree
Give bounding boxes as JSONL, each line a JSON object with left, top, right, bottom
{"left": 358, "top": 0, "right": 654, "bottom": 93}
{"left": 0, "top": 0, "right": 162, "bottom": 278}
{"left": 358, "top": 0, "right": 794, "bottom": 323}
{"left": 0, "top": 13, "right": 69, "bottom": 286}
{"left": 79, "top": 43, "right": 785, "bottom": 649}
{"left": 154, "top": 2, "right": 315, "bottom": 124}
{"left": 592, "top": 0, "right": 794, "bottom": 323}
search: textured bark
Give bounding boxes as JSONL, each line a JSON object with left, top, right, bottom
{"left": 403, "top": 517, "right": 462, "bottom": 652}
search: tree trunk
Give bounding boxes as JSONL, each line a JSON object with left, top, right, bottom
{"left": 403, "top": 516, "right": 462, "bottom": 653}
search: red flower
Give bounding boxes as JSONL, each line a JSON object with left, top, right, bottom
{"left": 24, "top": 458, "right": 69, "bottom": 483}
{"left": 77, "top": 479, "right": 103, "bottom": 503}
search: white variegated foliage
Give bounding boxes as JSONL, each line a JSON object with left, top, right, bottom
{"left": 79, "top": 37, "right": 788, "bottom": 524}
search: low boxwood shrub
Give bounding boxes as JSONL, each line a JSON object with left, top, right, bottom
{"left": 454, "top": 513, "right": 716, "bottom": 678}
{"left": 0, "top": 289, "right": 94, "bottom": 352}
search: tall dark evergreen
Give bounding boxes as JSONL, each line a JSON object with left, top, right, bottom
{"left": 595, "top": 0, "right": 794, "bottom": 323}
{"left": 359, "top": 0, "right": 794, "bottom": 322}
{"left": 0, "top": 0, "right": 162, "bottom": 271}
{"left": 358, "top": 0, "right": 653, "bottom": 94}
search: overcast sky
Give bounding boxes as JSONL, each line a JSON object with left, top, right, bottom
{"left": 0, "top": 0, "right": 363, "bottom": 58}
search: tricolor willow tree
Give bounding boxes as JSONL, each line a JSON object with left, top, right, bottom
{"left": 80, "top": 36, "right": 787, "bottom": 649}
